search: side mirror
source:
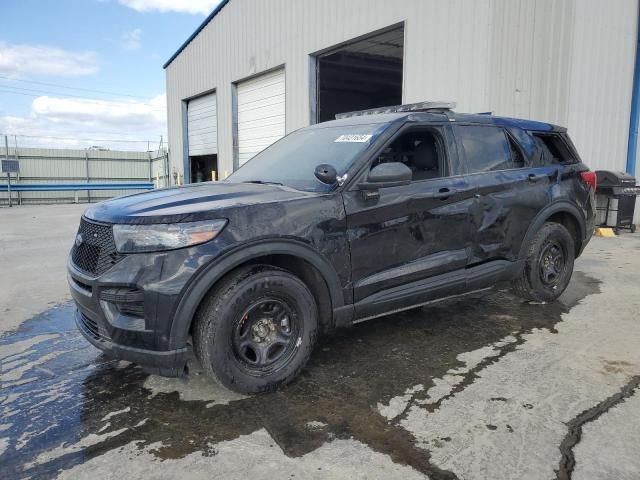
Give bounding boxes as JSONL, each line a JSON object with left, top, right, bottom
{"left": 314, "top": 164, "right": 338, "bottom": 184}
{"left": 359, "top": 162, "right": 412, "bottom": 189}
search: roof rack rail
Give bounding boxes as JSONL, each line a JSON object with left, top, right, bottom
{"left": 335, "top": 101, "right": 456, "bottom": 119}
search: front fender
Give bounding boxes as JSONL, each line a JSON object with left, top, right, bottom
{"left": 168, "top": 239, "right": 345, "bottom": 349}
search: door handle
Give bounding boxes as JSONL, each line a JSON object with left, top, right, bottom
{"left": 431, "top": 187, "right": 457, "bottom": 199}
{"left": 528, "top": 173, "right": 542, "bottom": 182}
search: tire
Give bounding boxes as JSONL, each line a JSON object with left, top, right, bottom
{"left": 513, "top": 222, "right": 575, "bottom": 303}
{"left": 193, "top": 266, "right": 318, "bottom": 394}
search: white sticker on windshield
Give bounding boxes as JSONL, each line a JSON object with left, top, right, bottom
{"left": 334, "top": 134, "right": 372, "bottom": 143}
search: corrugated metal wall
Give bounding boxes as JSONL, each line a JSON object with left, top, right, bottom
{"left": 167, "top": 0, "right": 497, "bottom": 178}
{"left": 166, "top": 0, "right": 639, "bottom": 181}
{"left": 567, "top": 0, "right": 637, "bottom": 173}
{"left": 487, "top": 0, "right": 576, "bottom": 125}
{"left": 0, "top": 147, "right": 169, "bottom": 205}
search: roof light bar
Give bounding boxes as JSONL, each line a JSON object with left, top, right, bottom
{"left": 335, "top": 101, "right": 456, "bottom": 119}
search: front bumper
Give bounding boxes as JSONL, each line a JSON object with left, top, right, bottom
{"left": 75, "top": 309, "right": 190, "bottom": 375}
{"left": 67, "top": 242, "right": 216, "bottom": 376}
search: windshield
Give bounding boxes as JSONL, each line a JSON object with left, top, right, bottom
{"left": 226, "top": 124, "right": 387, "bottom": 192}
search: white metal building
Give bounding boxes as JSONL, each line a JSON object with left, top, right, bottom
{"left": 165, "top": 0, "right": 640, "bottom": 192}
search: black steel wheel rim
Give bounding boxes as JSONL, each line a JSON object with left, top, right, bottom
{"left": 538, "top": 239, "right": 566, "bottom": 287}
{"left": 231, "top": 297, "right": 300, "bottom": 373}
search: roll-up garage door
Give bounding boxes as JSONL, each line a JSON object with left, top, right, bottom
{"left": 188, "top": 93, "right": 217, "bottom": 156}
{"left": 237, "top": 68, "right": 285, "bottom": 166}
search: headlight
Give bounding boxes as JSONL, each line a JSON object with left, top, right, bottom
{"left": 113, "top": 219, "right": 227, "bottom": 253}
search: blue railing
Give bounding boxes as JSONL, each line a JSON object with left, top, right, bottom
{"left": 0, "top": 182, "right": 154, "bottom": 192}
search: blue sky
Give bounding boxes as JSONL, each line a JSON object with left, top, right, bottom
{"left": 0, "top": 0, "right": 222, "bottom": 150}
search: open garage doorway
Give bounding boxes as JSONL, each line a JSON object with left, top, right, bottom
{"left": 315, "top": 25, "right": 404, "bottom": 123}
{"left": 189, "top": 154, "right": 218, "bottom": 183}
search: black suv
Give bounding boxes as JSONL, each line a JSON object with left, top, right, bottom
{"left": 68, "top": 103, "right": 596, "bottom": 393}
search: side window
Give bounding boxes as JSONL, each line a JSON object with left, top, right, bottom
{"left": 458, "top": 126, "right": 514, "bottom": 173}
{"left": 508, "top": 127, "right": 537, "bottom": 159}
{"left": 532, "top": 133, "right": 577, "bottom": 165}
{"left": 507, "top": 135, "right": 525, "bottom": 168}
{"left": 372, "top": 129, "right": 447, "bottom": 182}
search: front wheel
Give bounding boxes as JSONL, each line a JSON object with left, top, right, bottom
{"left": 193, "top": 267, "right": 318, "bottom": 394}
{"left": 513, "top": 222, "right": 575, "bottom": 302}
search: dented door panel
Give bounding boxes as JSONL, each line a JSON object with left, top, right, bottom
{"left": 343, "top": 175, "right": 475, "bottom": 302}
{"left": 467, "top": 166, "right": 558, "bottom": 263}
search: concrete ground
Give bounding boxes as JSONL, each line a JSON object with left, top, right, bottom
{"left": 1, "top": 204, "right": 639, "bottom": 480}
{"left": 0, "top": 204, "right": 87, "bottom": 334}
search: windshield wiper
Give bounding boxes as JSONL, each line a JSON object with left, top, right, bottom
{"left": 242, "top": 180, "right": 284, "bottom": 186}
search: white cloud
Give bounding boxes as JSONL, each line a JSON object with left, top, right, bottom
{"left": 0, "top": 95, "right": 167, "bottom": 151}
{"left": 118, "top": 0, "right": 221, "bottom": 15}
{"left": 31, "top": 95, "right": 165, "bottom": 126}
{"left": 121, "top": 28, "right": 143, "bottom": 51}
{"left": 0, "top": 42, "right": 100, "bottom": 78}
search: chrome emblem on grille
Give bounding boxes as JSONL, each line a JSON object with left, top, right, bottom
{"left": 75, "top": 233, "right": 84, "bottom": 247}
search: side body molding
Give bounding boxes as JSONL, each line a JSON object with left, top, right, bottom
{"left": 168, "top": 239, "right": 346, "bottom": 349}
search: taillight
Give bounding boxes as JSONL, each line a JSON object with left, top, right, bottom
{"left": 580, "top": 171, "right": 597, "bottom": 191}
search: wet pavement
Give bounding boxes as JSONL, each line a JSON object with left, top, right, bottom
{"left": 1, "top": 206, "right": 639, "bottom": 479}
{"left": 0, "top": 273, "right": 604, "bottom": 479}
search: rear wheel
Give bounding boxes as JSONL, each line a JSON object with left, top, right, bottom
{"left": 513, "top": 222, "right": 575, "bottom": 302}
{"left": 193, "top": 267, "right": 318, "bottom": 394}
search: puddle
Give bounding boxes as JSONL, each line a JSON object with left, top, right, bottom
{"left": 143, "top": 366, "right": 247, "bottom": 406}
{"left": 0, "top": 272, "right": 600, "bottom": 479}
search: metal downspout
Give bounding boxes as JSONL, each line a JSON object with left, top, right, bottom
{"left": 626, "top": 2, "right": 640, "bottom": 176}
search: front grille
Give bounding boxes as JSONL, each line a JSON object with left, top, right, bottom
{"left": 100, "top": 287, "right": 145, "bottom": 318}
{"left": 71, "top": 218, "right": 123, "bottom": 276}
{"left": 79, "top": 313, "right": 110, "bottom": 342}
{"left": 117, "top": 303, "right": 145, "bottom": 318}
{"left": 71, "top": 276, "right": 92, "bottom": 293}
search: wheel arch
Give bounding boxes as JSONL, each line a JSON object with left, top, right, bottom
{"left": 519, "top": 201, "right": 586, "bottom": 260}
{"left": 169, "top": 239, "right": 345, "bottom": 349}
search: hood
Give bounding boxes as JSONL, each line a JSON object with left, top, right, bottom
{"left": 84, "top": 182, "right": 314, "bottom": 224}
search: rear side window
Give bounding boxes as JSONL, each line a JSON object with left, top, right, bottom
{"left": 508, "top": 127, "right": 537, "bottom": 159}
{"left": 532, "top": 133, "right": 577, "bottom": 165}
{"left": 508, "top": 135, "right": 525, "bottom": 169}
{"left": 457, "top": 126, "right": 515, "bottom": 173}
